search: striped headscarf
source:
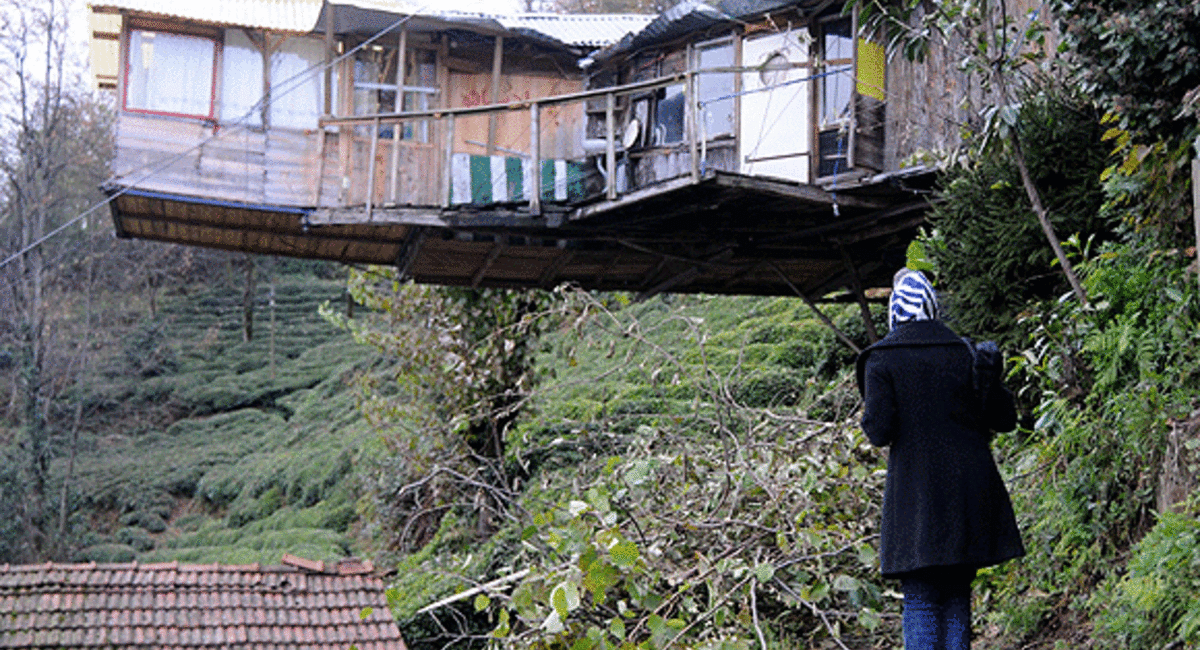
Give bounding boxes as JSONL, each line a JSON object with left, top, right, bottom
{"left": 888, "top": 269, "right": 939, "bottom": 331}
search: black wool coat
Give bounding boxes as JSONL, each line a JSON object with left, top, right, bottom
{"left": 855, "top": 320, "right": 1025, "bottom": 577}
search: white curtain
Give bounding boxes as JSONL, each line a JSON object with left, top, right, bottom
{"left": 221, "top": 29, "right": 263, "bottom": 126}
{"left": 270, "top": 37, "right": 330, "bottom": 130}
{"left": 126, "top": 30, "right": 215, "bottom": 117}
{"left": 697, "top": 41, "right": 735, "bottom": 139}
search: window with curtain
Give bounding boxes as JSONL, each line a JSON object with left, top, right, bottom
{"left": 271, "top": 36, "right": 330, "bottom": 130}
{"left": 653, "top": 83, "right": 685, "bottom": 145}
{"left": 695, "top": 38, "right": 735, "bottom": 139}
{"left": 221, "top": 29, "right": 262, "bottom": 126}
{"left": 819, "top": 17, "right": 854, "bottom": 128}
{"left": 125, "top": 30, "right": 216, "bottom": 119}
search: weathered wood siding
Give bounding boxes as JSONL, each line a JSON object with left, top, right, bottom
{"left": 449, "top": 72, "right": 585, "bottom": 160}
{"left": 114, "top": 112, "right": 326, "bottom": 208}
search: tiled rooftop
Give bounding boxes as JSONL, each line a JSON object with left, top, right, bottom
{"left": 0, "top": 556, "right": 407, "bottom": 649}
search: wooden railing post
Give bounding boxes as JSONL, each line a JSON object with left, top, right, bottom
{"left": 366, "top": 117, "right": 379, "bottom": 219}
{"left": 389, "top": 28, "right": 407, "bottom": 205}
{"left": 686, "top": 69, "right": 699, "bottom": 182}
{"left": 530, "top": 102, "right": 541, "bottom": 215}
{"left": 443, "top": 114, "right": 455, "bottom": 208}
{"left": 605, "top": 92, "right": 616, "bottom": 200}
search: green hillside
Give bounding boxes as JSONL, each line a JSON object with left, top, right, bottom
{"left": 48, "top": 269, "right": 380, "bottom": 565}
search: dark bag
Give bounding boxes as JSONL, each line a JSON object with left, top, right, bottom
{"left": 962, "top": 338, "right": 1001, "bottom": 412}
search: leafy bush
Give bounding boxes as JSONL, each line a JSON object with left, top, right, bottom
{"left": 1093, "top": 512, "right": 1200, "bottom": 648}
{"left": 116, "top": 526, "right": 156, "bottom": 552}
{"left": 76, "top": 543, "right": 137, "bottom": 563}
{"left": 927, "top": 86, "right": 1113, "bottom": 348}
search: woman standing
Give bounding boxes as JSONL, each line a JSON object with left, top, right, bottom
{"left": 855, "top": 269, "right": 1025, "bottom": 650}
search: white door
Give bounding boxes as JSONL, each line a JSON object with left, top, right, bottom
{"left": 739, "top": 31, "right": 811, "bottom": 183}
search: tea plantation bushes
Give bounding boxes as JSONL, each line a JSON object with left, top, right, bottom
{"left": 56, "top": 271, "right": 381, "bottom": 565}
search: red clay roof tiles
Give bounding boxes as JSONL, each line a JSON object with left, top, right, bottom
{"left": 0, "top": 559, "right": 406, "bottom": 649}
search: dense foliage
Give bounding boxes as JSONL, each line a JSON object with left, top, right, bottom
{"left": 926, "top": 86, "right": 1114, "bottom": 348}
{"left": 1052, "top": 0, "right": 1200, "bottom": 145}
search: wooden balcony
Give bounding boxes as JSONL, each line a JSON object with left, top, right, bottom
{"left": 109, "top": 72, "right": 933, "bottom": 301}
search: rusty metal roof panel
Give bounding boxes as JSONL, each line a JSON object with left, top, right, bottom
{"left": 89, "top": 0, "right": 324, "bottom": 32}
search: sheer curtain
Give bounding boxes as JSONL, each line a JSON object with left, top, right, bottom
{"left": 221, "top": 29, "right": 263, "bottom": 126}
{"left": 126, "top": 30, "right": 215, "bottom": 117}
{"left": 271, "top": 37, "right": 330, "bottom": 131}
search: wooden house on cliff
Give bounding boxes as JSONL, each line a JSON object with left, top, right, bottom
{"left": 88, "top": 0, "right": 976, "bottom": 303}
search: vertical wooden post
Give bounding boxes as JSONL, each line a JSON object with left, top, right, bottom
{"left": 367, "top": 116, "right": 379, "bottom": 218}
{"left": 390, "top": 28, "right": 406, "bottom": 205}
{"left": 323, "top": 11, "right": 333, "bottom": 116}
{"left": 839, "top": 243, "right": 879, "bottom": 343}
{"left": 605, "top": 91, "right": 616, "bottom": 200}
{"left": 487, "top": 36, "right": 503, "bottom": 155}
{"left": 530, "top": 102, "right": 541, "bottom": 215}
{"left": 443, "top": 114, "right": 455, "bottom": 208}
{"left": 242, "top": 254, "right": 256, "bottom": 342}
{"left": 686, "top": 69, "right": 699, "bottom": 183}
{"left": 315, "top": 15, "right": 335, "bottom": 207}
{"left": 259, "top": 31, "right": 271, "bottom": 128}
{"left": 338, "top": 42, "right": 353, "bottom": 205}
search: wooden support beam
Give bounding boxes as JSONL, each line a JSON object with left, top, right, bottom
{"left": 390, "top": 28, "right": 407, "bottom": 205}
{"left": 530, "top": 102, "right": 541, "bottom": 215}
{"left": 472, "top": 239, "right": 507, "bottom": 287}
{"left": 366, "top": 117, "right": 379, "bottom": 220}
{"left": 713, "top": 173, "right": 885, "bottom": 210}
{"left": 759, "top": 200, "right": 928, "bottom": 245}
{"left": 396, "top": 227, "right": 428, "bottom": 279}
{"left": 770, "top": 262, "right": 860, "bottom": 354}
{"left": 638, "top": 256, "right": 669, "bottom": 287}
{"left": 605, "top": 92, "right": 616, "bottom": 201}
{"left": 539, "top": 250, "right": 575, "bottom": 288}
{"left": 686, "top": 67, "right": 699, "bottom": 183}
{"left": 594, "top": 250, "right": 623, "bottom": 285}
{"left": 839, "top": 244, "right": 879, "bottom": 343}
{"left": 719, "top": 261, "right": 764, "bottom": 290}
{"left": 487, "top": 36, "right": 503, "bottom": 155}
{"left": 636, "top": 265, "right": 702, "bottom": 302}
{"left": 443, "top": 114, "right": 455, "bottom": 208}
{"left": 323, "top": 12, "right": 333, "bottom": 116}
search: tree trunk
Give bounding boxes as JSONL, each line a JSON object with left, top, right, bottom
{"left": 242, "top": 254, "right": 256, "bottom": 342}
{"left": 1011, "top": 136, "right": 1089, "bottom": 305}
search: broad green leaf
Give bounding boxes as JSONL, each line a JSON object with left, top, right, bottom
{"left": 610, "top": 540, "right": 639, "bottom": 567}
{"left": 754, "top": 563, "right": 775, "bottom": 583}
{"left": 474, "top": 594, "right": 491, "bottom": 612}
{"left": 610, "top": 616, "right": 626, "bottom": 640}
{"left": 551, "top": 581, "right": 580, "bottom": 619}
{"left": 359, "top": 607, "right": 374, "bottom": 620}
{"left": 583, "top": 559, "right": 620, "bottom": 603}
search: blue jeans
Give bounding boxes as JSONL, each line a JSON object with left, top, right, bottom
{"left": 901, "top": 566, "right": 975, "bottom": 650}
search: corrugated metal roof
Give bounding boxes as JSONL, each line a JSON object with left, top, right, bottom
{"left": 596, "top": 0, "right": 814, "bottom": 62}
{"left": 88, "top": 0, "right": 325, "bottom": 32}
{"left": 495, "top": 13, "right": 655, "bottom": 48}
{"left": 91, "top": 0, "right": 649, "bottom": 49}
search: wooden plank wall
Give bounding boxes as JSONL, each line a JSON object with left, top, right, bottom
{"left": 449, "top": 72, "right": 585, "bottom": 160}
{"left": 115, "top": 113, "right": 326, "bottom": 208}
{"left": 882, "top": 0, "right": 1056, "bottom": 168}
